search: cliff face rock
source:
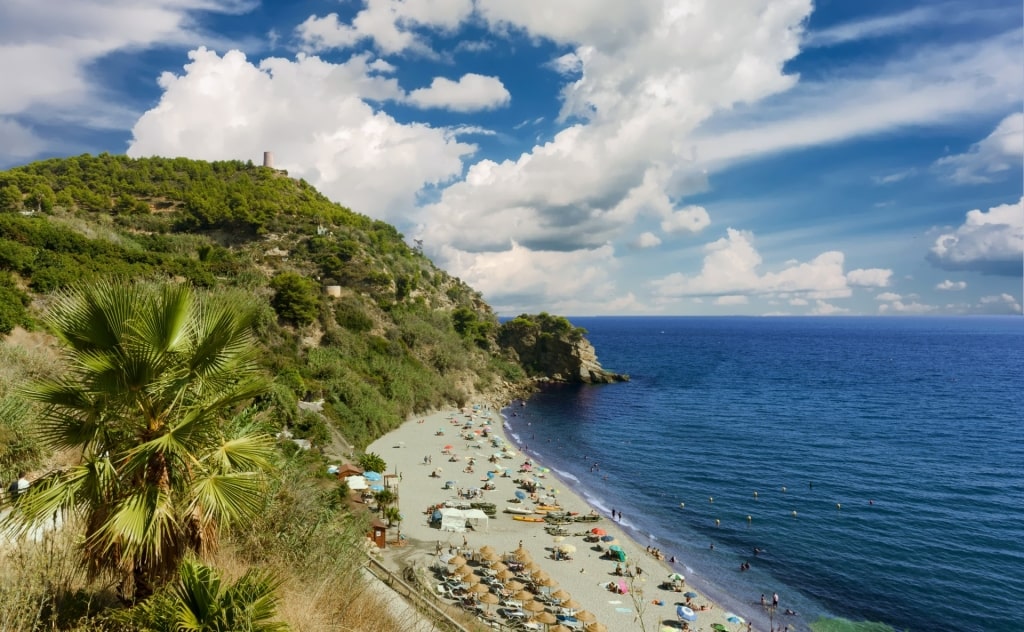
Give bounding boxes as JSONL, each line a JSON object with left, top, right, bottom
{"left": 498, "top": 313, "right": 629, "bottom": 384}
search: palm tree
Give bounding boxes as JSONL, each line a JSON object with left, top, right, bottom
{"left": 373, "top": 488, "right": 397, "bottom": 516}
{"left": 3, "top": 280, "right": 275, "bottom": 601}
{"left": 382, "top": 506, "right": 401, "bottom": 528}
{"left": 126, "top": 557, "right": 288, "bottom": 632}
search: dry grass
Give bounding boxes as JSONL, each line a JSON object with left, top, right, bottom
{"left": 0, "top": 522, "right": 119, "bottom": 632}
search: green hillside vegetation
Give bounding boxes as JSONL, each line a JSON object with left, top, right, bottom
{"left": 0, "top": 154, "right": 552, "bottom": 631}
{"left": 0, "top": 154, "right": 525, "bottom": 452}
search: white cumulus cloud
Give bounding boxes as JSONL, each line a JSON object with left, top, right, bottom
{"left": 296, "top": 0, "right": 473, "bottom": 56}
{"left": 878, "top": 300, "right": 936, "bottom": 314}
{"left": 847, "top": 268, "right": 893, "bottom": 287}
{"left": 934, "top": 112, "right": 1024, "bottom": 184}
{"left": 407, "top": 73, "right": 511, "bottom": 112}
{"left": 927, "top": 197, "right": 1024, "bottom": 276}
{"left": 978, "top": 293, "right": 1022, "bottom": 314}
{"left": 649, "top": 228, "right": 858, "bottom": 300}
{"left": 936, "top": 279, "right": 967, "bottom": 291}
{"left": 127, "top": 48, "right": 475, "bottom": 222}
{"left": 661, "top": 205, "right": 711, "bottom": 235}
{"left": 633, "top": 232, "right": 661, "bottom": 249}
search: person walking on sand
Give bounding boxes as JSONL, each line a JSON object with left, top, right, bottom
{"left": 773, "top": 592, "right": 779, "bottom": 608}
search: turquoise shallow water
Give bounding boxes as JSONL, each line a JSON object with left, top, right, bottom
{"left": 502, "top": 316, "right": 1024, "bottom": 632}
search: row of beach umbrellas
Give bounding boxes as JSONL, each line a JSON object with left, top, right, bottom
{"left": 445, "top": 545, "right": 611, "bottom": 631}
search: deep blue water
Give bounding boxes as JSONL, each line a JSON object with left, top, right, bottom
{"left": 501, "top": 316, "right": 1024, "bottom": 632}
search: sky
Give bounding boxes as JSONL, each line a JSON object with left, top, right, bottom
{"left": 1, "top": 0, "right": 1022, "bottom": 317}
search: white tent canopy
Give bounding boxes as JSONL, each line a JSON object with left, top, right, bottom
{"left": 345, "top": 475, "right": 368, "bottom": 490}
{"left": 438, "top": 507, "right": 489, "bottom": 532}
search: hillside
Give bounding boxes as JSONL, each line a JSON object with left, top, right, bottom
{"left": 0, "top": 154, "right": 527, "bottom": 451}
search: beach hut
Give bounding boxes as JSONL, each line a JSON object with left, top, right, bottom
{"left": 345, "top": 475, "right": 368, "bottom": 491}
{"left": 438, "top": 507, "right": 490, "bottom": 532}
{"left": 369, "top": 518, "right": 387, "bottom": 549}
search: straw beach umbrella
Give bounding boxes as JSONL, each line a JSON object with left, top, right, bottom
{"left": 538, "top": 576, "right": 558, "bottom": 588}
{"left": 552, "top": 589, "right": 571, "bottom": 601}
{"left": 561, "top": 598, "right": 581, "bottom": 610}
{"left": 479, "top": 592, "right": 499, "bottom": 614}
{"left": 506, "top": 579, "right": 526, "bottom": 591}
{"left": 468, "top": 583, "right": 490, "bottom": 595}
{"left": 524, "top": 600, "right": 546, "bottom": 613}
{"left": 449, "top": 555, "right": 467, "bottom": 567}
{"left": 514, "top": 589, "right": 534, "bottom": 602}
{"left": 534, "top": 612, "right": 557, "bottom": 625}
{"left": 550, "top": 626, "right": 572, "bottom": 632}
{"left": 496, "top": 569, "right": 515, "bottom": 581}
{"left": 480, "top": 592, "right": 499, "bottom": 605}
{"left": 576, "top": 610, "right": 597, "bottom": 623}
{"left": 585, "top": 623, "right": 607, "bottom": 632}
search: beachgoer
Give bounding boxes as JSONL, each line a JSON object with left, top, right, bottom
{"left": 709, "top": 543, "right": 715, "bottom": 550}
{"left": 669, "top": 556, "right": 676, "bottom": 563}
{"left": 8, "top": 471, "right": 29, "bottom": 502}
{"left": 773, "top": 592, "right": 779, "bottom": 607}
{"left": 761, "top": 594, "right": 766, "bottom": 608}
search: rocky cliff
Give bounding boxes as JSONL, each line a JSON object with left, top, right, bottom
{"left": 497, "top": 313, "right": 629, "bottom": 384}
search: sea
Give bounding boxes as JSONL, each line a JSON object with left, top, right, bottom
{"left": 500, "top": 316, "right": 1023, "bottom": 632}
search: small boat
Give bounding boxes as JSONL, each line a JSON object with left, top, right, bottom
{"left": 536, "top": 505, "right": 562, "bottom": 512}
{"left": 512, "top": 515, "right": 545, "bottom": 523}
{"left": 504, "top": 506, "right": 535, "bottom": 515}
{"left": 573, "top": 514, "right": 602, "bottom": 523}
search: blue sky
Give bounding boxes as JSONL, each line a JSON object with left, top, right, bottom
{"left": 1, "top": 0, "right": 1021, "bottom": 316}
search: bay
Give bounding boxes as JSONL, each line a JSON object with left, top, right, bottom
{"left": 502, "top": 316, "right": 1024, "bottom": 632}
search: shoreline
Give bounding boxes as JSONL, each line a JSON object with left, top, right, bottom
{"left": 369, "top": 403, "right": 756, "bottom": 632}
{"left": 504, "top": 404, "right": 785, "bottom": 632}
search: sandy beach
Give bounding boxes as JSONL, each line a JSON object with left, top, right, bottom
{"left": 367, "top": 404, "right": 753, "bottom": 632}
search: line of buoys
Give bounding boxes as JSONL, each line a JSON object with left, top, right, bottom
{"left": 746, "top": 515, "right": 752, "bottom": 522}
{"left": 709, "top": 496, "right": 713, "bottom": 503}
{"left": 781, "top": 486, "right": 787, "bottom": 493}
{"left": 836, "top": 503, "right": 841, "bottom": 510}
{"left": 679, "top": 502, "right": 685, "bottom": 508}
{"left": 715, "top": 518, "right": 720, "bottom": 527}
{"left": 753, "top": 491, "right": 758, "bottom": 498}
{"left": 791, "top": 510, "right": 798, "bottom": 517}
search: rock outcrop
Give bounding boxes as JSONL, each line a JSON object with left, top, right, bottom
{"left": 498, "top": 314, "right": 629, "bottom": 384}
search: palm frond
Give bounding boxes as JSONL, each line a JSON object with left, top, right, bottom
{"left": 221, "top": 567, "right": 288, "bottom": 631}
{"left": 207, "top": 434, "right": 277, "bottom": 475}
{"left": 0, "top": 469, "right": 77, "bottom": 538}
{"left": 189, "top": 473, "right": 266, "bottom": 529}
{"left": 45, "top": 280, "right": 135, "bottom": 353}
{"left": 136, "top": 282, "right": 194, "bottom": 356}
{"left": 96, "top": 485, "right": 179, "bottom": 571}
{"left": 172, "top": 557, "right": 221, "bottom": 631}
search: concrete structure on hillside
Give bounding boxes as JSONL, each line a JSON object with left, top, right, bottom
{"left": 263, "top": 151, "right": 274, "bottom": 168}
